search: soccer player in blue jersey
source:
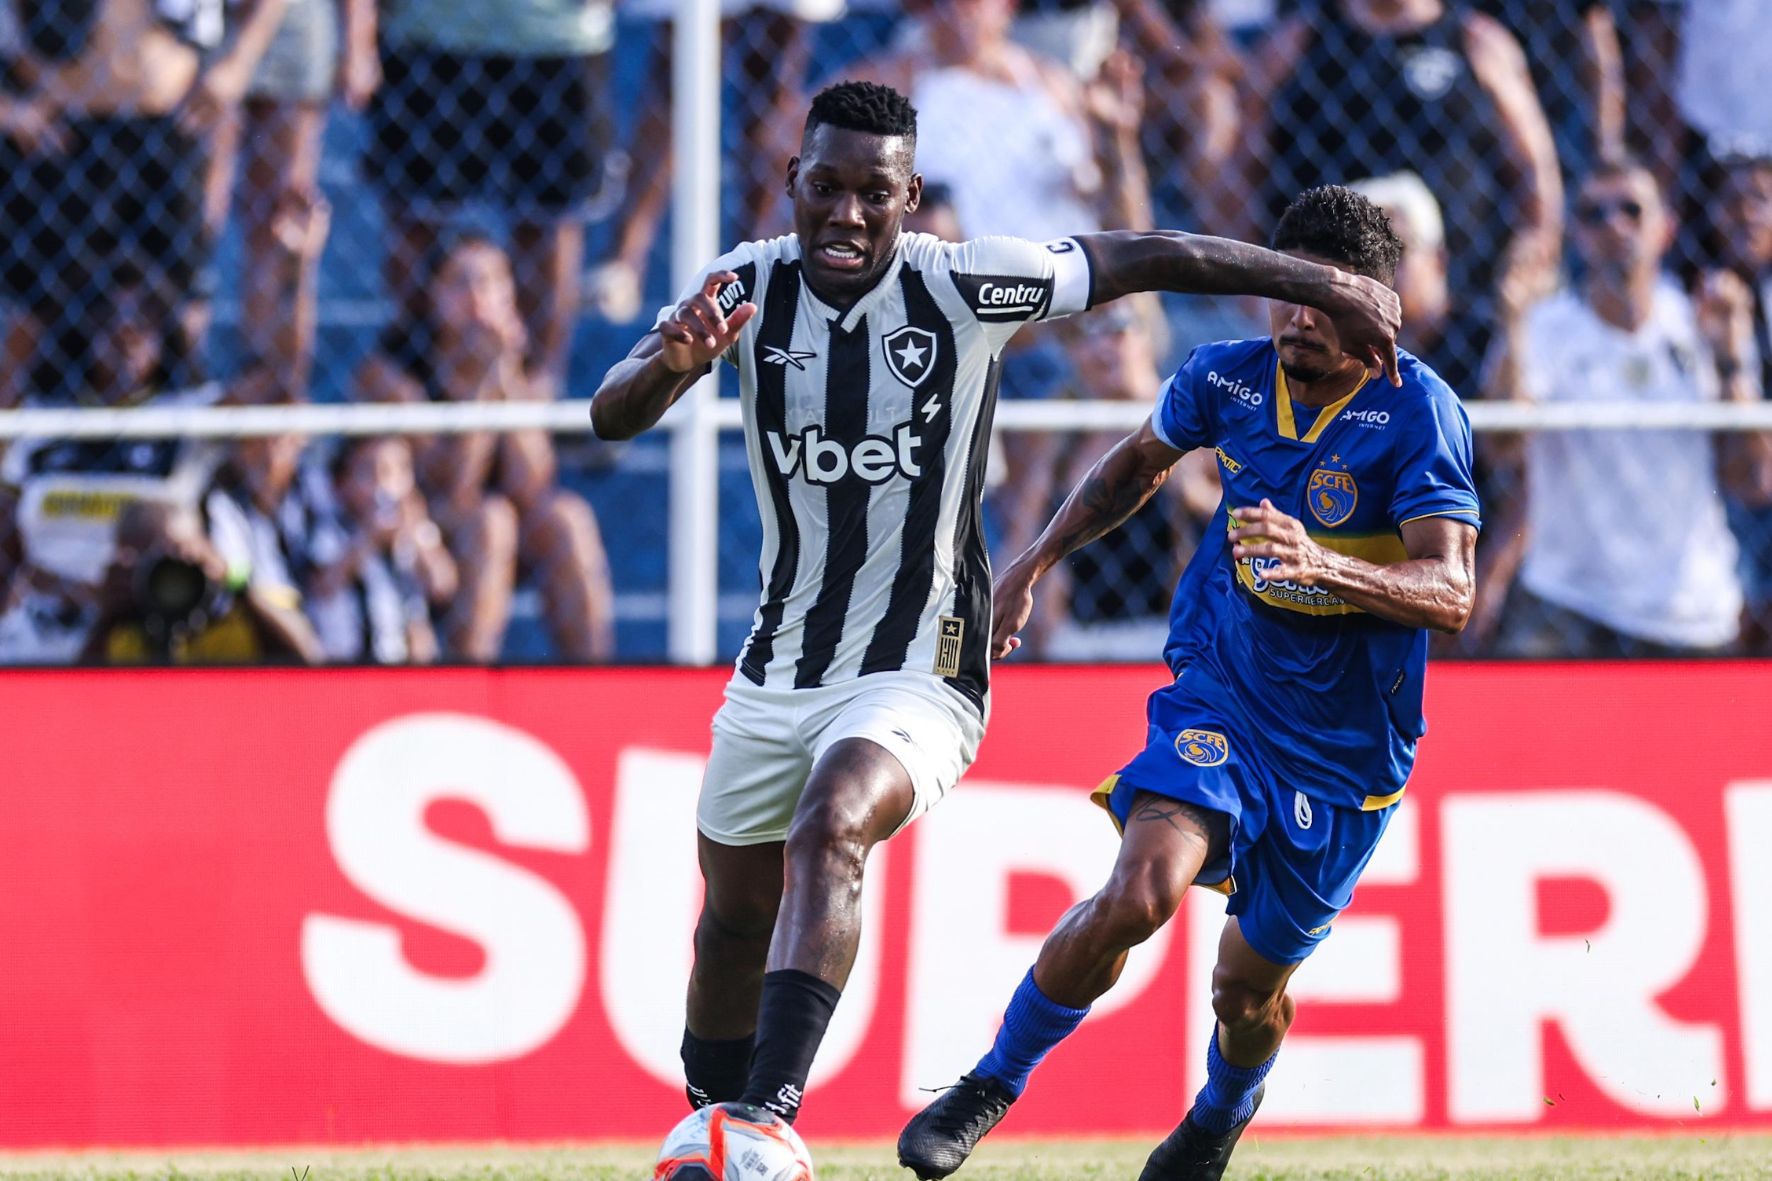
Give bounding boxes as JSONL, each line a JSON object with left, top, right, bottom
{"left": 898, "top": 185, "right": 1479, "bottom": 1181}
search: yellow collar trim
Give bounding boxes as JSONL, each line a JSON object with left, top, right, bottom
{"left": 1274, "top": 361, "right": 1369, "bottom": 443}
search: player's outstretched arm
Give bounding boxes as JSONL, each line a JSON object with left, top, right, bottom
{"left": 1230, "top": 501, "right": 1477, "bottom": 632}
{"left": 1075, "top": 230, "right": 1403, "bottom": 385}
{"left": 589, "top": 272, "right": 758, "bottom": 441}
{"left": 992, "top": 420, "right": 1186, "bottom": 658}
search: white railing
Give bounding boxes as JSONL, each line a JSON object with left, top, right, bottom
{"left": 4, "top": 394, "right": 1769, "bottom": 661}
{"left": 3, "top": 395, "right": 1771, "bottom": 440}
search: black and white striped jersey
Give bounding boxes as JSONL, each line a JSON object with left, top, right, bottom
{"left": 659, "top": 231, "right": 1093, "bottom": 713}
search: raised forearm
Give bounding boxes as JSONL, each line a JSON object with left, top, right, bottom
{"left": 1084, "top": 230, "right": 1346, "bottom": 307}
{"left": 1313, "top": 552, "right": 1474, "bottom": 633}
{"left": 590, "top": 348, "right": 705, "bottom": 441}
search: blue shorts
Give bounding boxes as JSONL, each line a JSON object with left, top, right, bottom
{"left": 1091, "top": 668, "right": 1395, "bottom": 965}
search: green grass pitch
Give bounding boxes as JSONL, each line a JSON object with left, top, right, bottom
{"left": 1, "top": 1136, "right": 1768, "bottom": 1181}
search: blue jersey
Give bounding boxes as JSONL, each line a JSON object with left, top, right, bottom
{"left": 1150, "top": 339, "right": 1480, "bottom": 810}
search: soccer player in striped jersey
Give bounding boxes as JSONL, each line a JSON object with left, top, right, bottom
{"left": 898, "top": 186, "right": 1478, "bottom": 1180}
{"left": 590, "top": 82, "right": 1402, "bottom": 1129}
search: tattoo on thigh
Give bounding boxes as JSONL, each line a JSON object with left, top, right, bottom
{"left": 1132, "top": 798, "right": 1214, "bottom": 835}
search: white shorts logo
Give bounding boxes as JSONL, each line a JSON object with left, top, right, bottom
{"left": 1294, "top": 790, "right": 1314, "bottom": 830}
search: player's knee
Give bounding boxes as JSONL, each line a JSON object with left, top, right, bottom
{"left": 1094, "top": 865, "right": 1187, "bottom": 946}
{"left": 696, "top": 894, "right": 777, "bottom": 949}
{"left": 1210, "top": 970, "right": 1292, "bottom": 1034}
{"left": 783, "top": 794, "right": 872, "bottom": 884}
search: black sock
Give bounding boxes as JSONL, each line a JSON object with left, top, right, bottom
{"left": 681, "top": 1028, "right": 756, "bottom": 1111}
{"left": 739, "top": 969, "right": 841, "bottom": 1123}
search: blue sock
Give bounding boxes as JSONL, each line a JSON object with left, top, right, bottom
{"left": 1189, "top": 1029, "right": 1276, "bottom": 1133}
{"left": 973, "top": 969, "right": 1090, "bottom": 1097}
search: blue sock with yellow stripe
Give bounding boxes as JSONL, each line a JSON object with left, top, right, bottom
{"left": 1190, "top": 1029, "right": 1275, "bottom": 1133}
{"left": 973, "top": 968, "right": 1090, "bottom": 1097}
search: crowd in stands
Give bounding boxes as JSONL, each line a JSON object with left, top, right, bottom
{"left": 0, "top": 0, "right": 1767, "bottom": 664}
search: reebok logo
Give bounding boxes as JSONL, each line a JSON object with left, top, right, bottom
{"left": 1207, "top": 370, "right": 1264, "bottom": 407}
{"left": 767, "top": 424, "right": 924, "bottom": 485}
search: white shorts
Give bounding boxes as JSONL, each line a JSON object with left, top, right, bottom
{"left": 699, "top": 670, "right": 985, "bottom": 846}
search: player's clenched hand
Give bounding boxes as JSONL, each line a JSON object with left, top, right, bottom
{"left": 1324, "top": 272, "right": 1403, "bottom": 387}
{"left": 1229, "top": 499, "right": 1333, "bottom": 585}
{"left": 658, "top": 272, "right": 758, "bottom": 374}
{"left": 990, "top": 560, "right": 1039, "bottom": 659}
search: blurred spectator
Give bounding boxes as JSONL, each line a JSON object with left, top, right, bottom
{"left": 1473, "top": 0, "right": 1623, "bottom": 177}
{"left": 853, "top": 0, "right": 1147, "bottom": 243}
{"left": 1674, "top": 0, "right": 1772, "bottom": 165}
{"left": 206, "top": 0, "right": 372, "bottom": 397}
{"left": 1716, "top": 155, "right": 1772, "bottom": 405}
{"left": 1347, "top": 172, "right": 1460, "bottom": 389}
{"left": 1011, "top": 0, "right": 1118, "bottom": 77}
{"left": 0, "top": 265, "right": 268, "bottom": 663}
{"left": 204, "top": 405, "right": 345, "bottom": 615}
{"left": 1234, "top": 0, "right": 1563, "bottom": 388}
{"left": 586, "top": 0, "right": 838, "bottom": 323}
{"left": 82, "top": 498, "right": 322, "bottom": 664}
{"left": 357, "top": 232, "right": 614, "bottom": 662}
{"left": 305, "top": 435, "right": 456, "bottom": 664}
{"left": 1117, "top": 1, "right": 1242, "bottom": 232}
{"left": 363, "top": 0, "right": 615, "bottom": 386}
{"left": 0, "top": 0, "right": 291, "bottom": 405}
{"left": 1483, "top": 159, "right": 1764, "bottom": 657}
{"left": 1712, "top": 152, "right": 1772, "bottom": 652}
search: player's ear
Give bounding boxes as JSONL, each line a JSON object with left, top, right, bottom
{"left": 904, "top": 172, "right": 923, "bottom": 216}
{"left": 785, "top": 156, "right": 801, "bottom": 197}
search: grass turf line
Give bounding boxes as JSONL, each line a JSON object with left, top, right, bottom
{"left": 0, "top": 1136, "right": 1768, "bottom": 1181}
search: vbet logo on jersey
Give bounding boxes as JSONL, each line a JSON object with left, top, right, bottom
{"left": 766, "top": 424, "right": 925, "bottom": 486}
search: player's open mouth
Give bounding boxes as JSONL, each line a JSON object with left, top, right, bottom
{"left": 817, "top": 243, "right": 868, "bottom": 270}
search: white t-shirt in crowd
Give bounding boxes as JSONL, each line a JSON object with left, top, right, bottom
{"left": 1677, "top": 0, "right": 1772, "bottom": 158}
{"left": 1516, "top": 279, "right": 1744, "bottom": 648}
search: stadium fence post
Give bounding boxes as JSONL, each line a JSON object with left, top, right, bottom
{"left": 666, "top": 0, "right": 724, "bottom": 665}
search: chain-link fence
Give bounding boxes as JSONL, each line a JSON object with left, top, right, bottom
{"left": 0, "top": 0, "right": 1768, "bottom": 666}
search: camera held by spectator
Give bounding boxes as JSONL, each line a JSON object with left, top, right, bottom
{"left": 85, "top": 500, "right": 322, "bottom": 665}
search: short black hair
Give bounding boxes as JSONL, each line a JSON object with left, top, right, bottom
{"left": 1271, "top": 185, "right": 1403, "bottom": 286}
{"left": 804, "top": 80, "right": 918, "bottom": 141}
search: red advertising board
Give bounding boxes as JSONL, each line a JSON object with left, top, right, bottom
{"left": 0, "top": 663, "right": 1767, "bottom": 1147}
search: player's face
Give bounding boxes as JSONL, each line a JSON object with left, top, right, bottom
{"left": 1268, "top": 253, "right": 1373, "bottom": 386}
{"left": 788, "top": 124, "right": 922, "bottom": 306}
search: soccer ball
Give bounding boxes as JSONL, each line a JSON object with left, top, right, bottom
{"left": 653, "top": 1102, "right": 815, "bottom": 1180}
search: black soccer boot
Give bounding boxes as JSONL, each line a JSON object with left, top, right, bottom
{"left": 1136, "top": 1083, "right": 1264, "bottom": 1181}
{"left": 896, "top": 1072, "right": 1018, "bottom": 1180}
